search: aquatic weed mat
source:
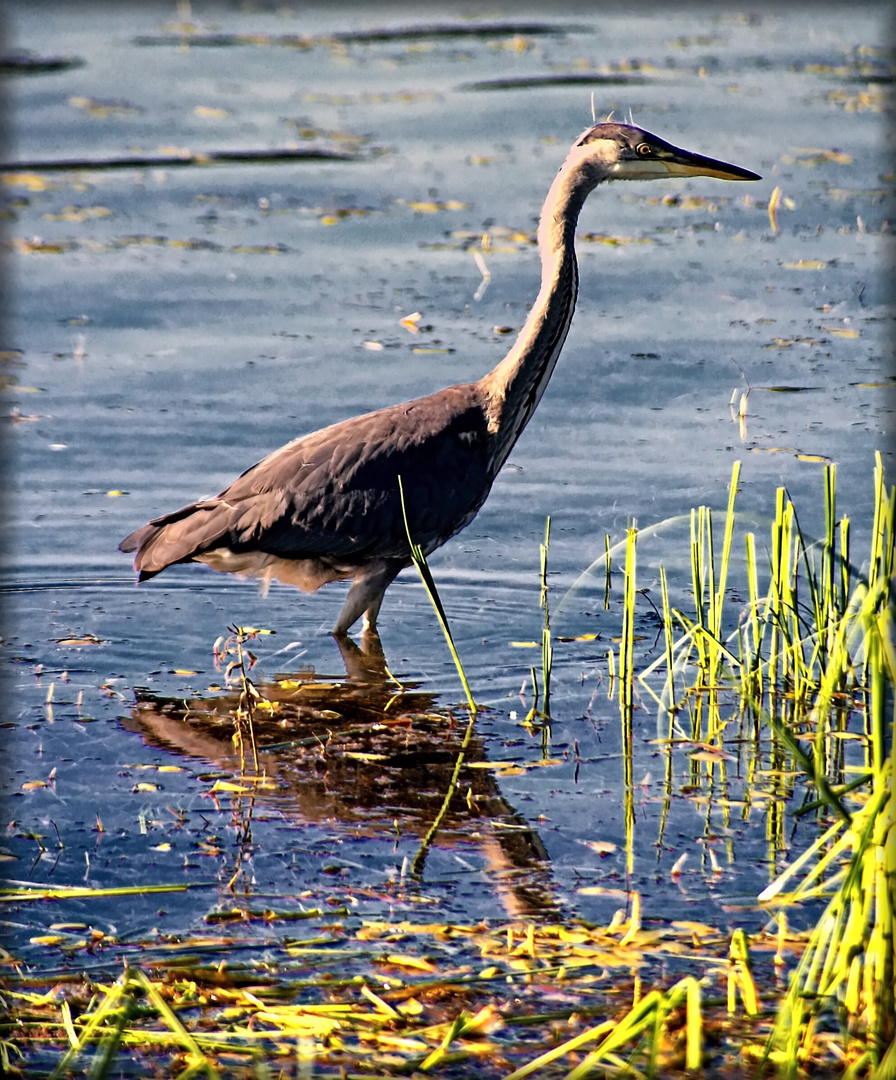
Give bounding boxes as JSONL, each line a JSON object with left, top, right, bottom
{"left": 1, "top": 897, "right": 813, "bottom": 1079}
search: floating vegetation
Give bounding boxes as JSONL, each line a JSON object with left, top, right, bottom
{"left": 459, "top": 72, "right": 651, "bottom": 91}
{"left": 1, "top": 145, "right": 362, "bottom": 174}
{"left": 781, "top": 147, "right": 855, "bottom": 168}
{"left": 397, "top": 197, "right": 469, "bottom": 213}
{"left": 0, "top": 899, "right": 823, "bottom": 1078}
{"left": 0, "top": 50, "right": 85, "bottom": 75}
{"left": 824, "top": 87, "right": 889, "bottom": 113}
{"left": 3, "top": 893, "right": 884, "bottom": 1077}
{"left": 7, "top": 235, "right": 292, "bottom": 256}
{"left": 133, "top": 22, "right": 592, "bottom": 50}
{"left": 68, "top": 95, "right": 143, "bottom": 118}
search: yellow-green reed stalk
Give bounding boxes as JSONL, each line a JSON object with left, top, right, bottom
{"left": 727, "top": 928, "right": 760, "bottom": 1017}
{"left": 783, "top": 491, "right": 806, "bottom": 696}
{"left": 634, "top": 567, "right": 695, "bottom": 717}
{"left": 660, "top": 565, "right": 675, "bottom": 716}
{"left": 716, "top": 461, "right": 741, "bottom": 633}
{"left": 603, "top": 531, "right": 612, "bottom": 609}
{"left": 742, "top": 529, "right": 764, "bottom": 714}
{"left": 688, "top": 506, "right": 719, "bottom": 739}
{"left": 760, "top": 461, "right": 895, "bottom": 1074}
{"left": 397, "top": 479, "right": 479, "bottom": 872}
{"left": 763, "top": 762, "right": 893, "bottom": 1077}
{"left": 619, "top": 525, "right": 637, "bottom": 875}
{"left": 411, "top": 712, "right": 476, "bottom": 877}
{"left": 783, "top": 463, "right": 842, "bottom": 694}
{"left": 49, "top": 966, "right": 220, "bottom": 1080}
{"left": 869, "top": 451, "right": 895, "bottom": 595}
{"left": 766, "top": 489, "right": 789, "bottom": 702}
{"left": 704, "top": 460, "right": 740, "bottom": 732}
{"left": 820, "top": 463, "right": 842, "bottom": 661}
{"left": 689, "top": 505, "right": 707, "bottom": 687}
{"left": 505, "top": 975, "right": 703, "bottom": 1080}
{"left": 539, "top": 516, "right": 553, "bottom": 720}
{"left": 866, "top": 452, "right": 895, "bottom": 764}
{"left": 619, "top": 525, "right": 637, "bottom": 722}
{"left": 398, "top": 477, "right": 477, "bottom": 716}
{"left": 800, "top": 457, "right": 893, "bottom": 799}
{"left": 744, "top": 489, "right": 811, "bottom": 727}
{"left": 792, "top": 474, "right": 854, "bottom": 719}
{"left": 840, "top": 512, "right": 852, "bottom": 620}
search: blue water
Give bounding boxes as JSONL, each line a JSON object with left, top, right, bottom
{"left": 2, "top": 3, "right": 891, "bottom": 963}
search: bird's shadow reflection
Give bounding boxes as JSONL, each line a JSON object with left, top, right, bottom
{"left": 121, "top": 631, "right": 557, "bottom": 917}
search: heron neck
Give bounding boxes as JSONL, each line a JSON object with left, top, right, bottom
{"left": 480, "top": 155, "right": 597, "bottom": 471}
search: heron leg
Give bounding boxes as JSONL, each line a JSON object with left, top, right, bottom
{"left": 332, "top": 561, "right": 402, "bottom": 636}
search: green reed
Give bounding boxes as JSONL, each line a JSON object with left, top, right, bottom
{"left": 632, "top": 454, "right": 894, "bottom": 1075}
{"left": 539, "top": 516, "right": 553, "bottom": 720}
{"left": 397, "top": 477, "right": 480, "bottom": 874}
{"left": 398, "top": 476, "right": 477, "bottom": 716}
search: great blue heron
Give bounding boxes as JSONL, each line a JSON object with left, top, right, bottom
{"left": 120, "top": 122, "right": 760, "bottom": 635}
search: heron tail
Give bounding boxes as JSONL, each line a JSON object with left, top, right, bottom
{"left": 119, "top": 501, "right": 229, "bottom": 579}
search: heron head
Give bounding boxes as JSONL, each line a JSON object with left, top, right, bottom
{"left": 574, "top": 121, "right": 761, "bottom": 183}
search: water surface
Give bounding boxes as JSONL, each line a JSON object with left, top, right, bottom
{"left": 2, "top": 1, "right": 892, "bottom": 966}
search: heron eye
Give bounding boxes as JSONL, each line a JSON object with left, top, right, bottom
{"left": 636, "top": 143, "right": 653, "bottom": 157}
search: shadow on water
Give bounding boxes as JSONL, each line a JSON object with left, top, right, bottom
{"left": 121, "top": 631, "right": 558, "bottom": 918}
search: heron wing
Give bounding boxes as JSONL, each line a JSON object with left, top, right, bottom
{"left": 120, "top": 383, "right": 494, "bottom": 576}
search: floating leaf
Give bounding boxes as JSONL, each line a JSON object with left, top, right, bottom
{"left": 399, "top": 198, "right": 468, "bottom": 212}
{"left": 43, "top": 205, "right": 113, "bottom": 223}
{"left": 381, "top": 953, "right": 437, "bottom": 973}
{"left": 689, "top": 748, "right": 736, "bottom": 763}
{"left": 580, "top": 840, "right": 618, "bottom": 855}
{"left": 2, "top": 173, "right": 56, "bottom": 191}
{"left": 69, "top": 95, "right": 142, "bottom": 117}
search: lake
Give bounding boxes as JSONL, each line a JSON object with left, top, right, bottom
{"left": 1, "top": 0, "right": 892, "bottom": 1035}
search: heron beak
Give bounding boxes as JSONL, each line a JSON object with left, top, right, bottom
{"left": 662, "top": 149, "right": 761, "bottom": 182}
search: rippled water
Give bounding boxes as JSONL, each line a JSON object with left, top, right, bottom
{"left": 2, "top": 3, "right": 892, "bottom": 956}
